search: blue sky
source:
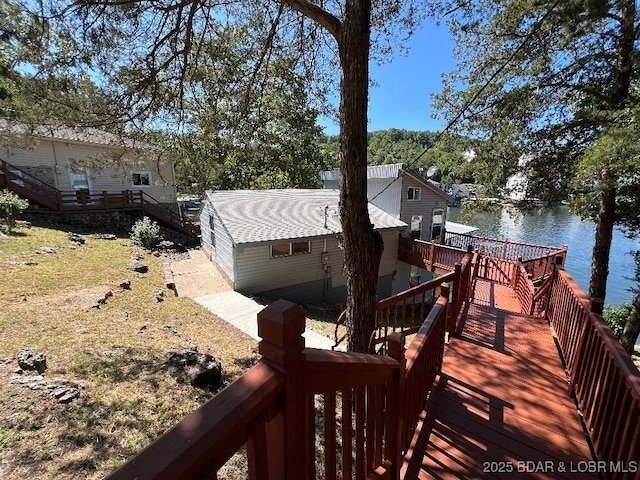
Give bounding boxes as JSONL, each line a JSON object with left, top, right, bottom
{"left": 321, "top": 21, "right": 456, "bottom": 135}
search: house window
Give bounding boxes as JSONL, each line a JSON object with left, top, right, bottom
{"left": 132, "top": 171, "right": 151, "bottom": 186}
{"left": 270, "top": 241, "right": 311, "bottom": 258}
{"left": 407, "top": 187, "right": 421, "bottom": 201}
{"left": 431, "top": 209, "right": 444, "bottom": 241}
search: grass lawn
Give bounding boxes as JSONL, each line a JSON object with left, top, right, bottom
{"left": 0, "top": 224, "right": 258, "bottom": 479}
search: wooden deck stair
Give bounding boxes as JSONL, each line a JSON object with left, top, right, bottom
{"left": 402, "top": 279, "right": 596, "bottom": 479}
{"left": 1, "top": 157, "right": 200, "bottom": 238}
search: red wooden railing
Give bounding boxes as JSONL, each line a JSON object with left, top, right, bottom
{"left": 397, "top": 236, "right": 469, "bottom": 273}
{"left": 0, "top": 157, "right": 200, "bottom": 238}
{"left": 109, "top": 300, "right": 409, "bottom": 479}
{"left": 546, "top": 268, "right": 640, "bottom": 478}
{"left": 370, "top": 272, "right": 454, "bottom": 354}
{"left": 388, "top": 286, "right": 450, "bottom": 448}
{"left": 445, "top": 231, "right": 567, "bottom": 263}
{"left": 107, "top": 239, "right": 640, "bottom": 480}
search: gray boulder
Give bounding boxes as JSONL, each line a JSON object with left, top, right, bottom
{"left": 164, "top": 350, "right": 222, "bottom": 387}
{"left": 17, "top": 348, "right": 47, "bottom": 374}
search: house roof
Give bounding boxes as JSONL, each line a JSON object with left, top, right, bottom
{"left": 319, "top": 163, "right": 403, "bottom": 181}
{"left": 205, "top": 189, "right": 407, "bottom": 245}
{"left": 319, "top": 163, "right": 454, "bottom": 203}
{"left": 445, "top": 221, "right": 479, "bottom": 235}
{"left": 0, "top": 119, "right": 162, "bottom": 152}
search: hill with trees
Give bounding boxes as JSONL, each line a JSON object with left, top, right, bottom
{"left": 319, "top": 128, "right": 478, "bottom": 191}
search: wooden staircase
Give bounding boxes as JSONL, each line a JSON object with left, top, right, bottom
{"left": 0, "top": 158, "right": 200, "bottom": 238}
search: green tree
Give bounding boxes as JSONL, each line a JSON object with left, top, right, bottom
{"left": 34, "top": 0, "right": 427, "bottom": 353}
{"left": 432, "top": 0, "right": 640, "bottom": 306}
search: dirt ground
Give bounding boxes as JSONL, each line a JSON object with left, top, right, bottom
{"left": 169, "top": 249, "right": 232, "bottom": 298}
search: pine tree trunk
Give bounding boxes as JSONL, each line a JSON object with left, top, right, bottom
{"left": 337, "top": 0, "right": 383, "bottom": 353}
{"left": 589, "top": 186, "right": 616, "bottom": 302}
{"left": 620, "top": 293, "right": 640, "bottom": 356}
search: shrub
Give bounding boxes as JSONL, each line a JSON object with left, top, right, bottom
{"left": 0, "top": 189, "right": 29, "bottom": 233}
{"left": 603, "top": 303, "right": 632, "bottom": 340}
{"left": 130, "top": 216, "right": 162, "bottom": 249}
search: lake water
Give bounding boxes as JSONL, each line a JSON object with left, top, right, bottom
{"left": 447, "top": 205, "right": 639, "bottom": 307}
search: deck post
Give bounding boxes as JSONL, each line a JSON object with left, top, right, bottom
{"left": 257, "top": 300, "right": 306, "bottom": 480}
{"left": 450, "top": 264, "right": 462, "bottom": 335}
{"left": 387, "top": 332, "right": 405, "bottom": 476}
{"left": 590, "top": 298, "right": 604, "bottom": 315}
{"left": 440, "top": 282, "right": 451, "bottom": 336}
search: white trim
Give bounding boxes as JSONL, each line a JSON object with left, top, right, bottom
{"left": 407, "top": 186, "right": 421, "bottom": 201}
{"left": 131, "top": 170, "right": 152, "bottom": 187}
{"left": 270, "top": 241, "right": 312, "bottom": 258}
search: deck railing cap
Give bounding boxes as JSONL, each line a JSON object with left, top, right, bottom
{"left": 258, "top": 300, "right": 305, "bottom": 371}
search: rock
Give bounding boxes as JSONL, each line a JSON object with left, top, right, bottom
{"left": 36, "top": 246, "right": 58, "bottom": 254}
{"left": 158, "top": 240, "right": 176, "bottom": 250}
{"left": 10, "top": 374, "right": 47, "bottom": 389}
{"left": 164, "top": 350, "right": 222, "bottom": 387}
{"left": 155, "top": 290, "right": 165, "bottom": 302}
{"left": 89, "top": 233, "right": 117, "bottom": 240}
{"left": 163, "top": 324, "right": 179, "bottom": 336}
{"left": 130, "top": 259, "right": 148, "bottom": 273}
{"left": 119, "top": 279, "right": 131, "bottom": 290}
{"left": 68, "top": 232, "right": 85, "bottom": 244}
{"left": 17, "top": 349, "right": 47, "bottom": 374}
{"left": 46, "top": 379, "right": 81, "bottom": 403}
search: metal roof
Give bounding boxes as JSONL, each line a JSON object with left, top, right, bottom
{"left": 319, "top": 163, "right": 403, "bottom": 181}
{"left": 445, "top": 221, "right": 479, "bottom": 235}
{"left": 205, "top": 189, "right": 407, "bottom": 245}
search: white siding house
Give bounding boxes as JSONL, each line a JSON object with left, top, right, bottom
{"left": 200, "top": 189, "right": 406, "bottom": 304}
{"left": 320, "top": 164, "right": 455, "bottom": 291}
{"left": 0, "top": 122, "right": 177, "bottom": 206}
{"left": 320, "top": 163, "right": 453, "bottom": 242}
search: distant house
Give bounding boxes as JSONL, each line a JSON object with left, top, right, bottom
{"left": 0, "top": 121, "right": 177, "bottom": 207}
{"left": 451, "top": 184, "right": 474, "bottom": 200}
{"left": 200, "top": 189, "right": 406, "bottom": 304}
{"left": 320, "top": 164, "right": 458, "bottom": 288}
{"left": 319, "top": 163, "right": 453, "bottom": 243}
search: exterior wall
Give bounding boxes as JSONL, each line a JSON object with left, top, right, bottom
{"left": 399, "top": 175, "right": 449, "bottom": 242}
{"left": 367, "top": 178, "right": 402, "bottom": 218}
{"left": 323, "top": 179, "right": 339, "bottom": 189}
{"left": 1, "top": 138, "right": 177, "bottom": 204}
{"left": 233, "top": 228, "right": 402, "bottom": 304}
{"left": 200, "top": 202, "right": 236, "bottom": 282}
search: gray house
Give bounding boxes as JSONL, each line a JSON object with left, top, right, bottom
{"left": 320, "top": 163, "right": 453, "bottom": 242}
{"left": 200, "top": 189, "right": 407, "bottom": 304}
{"left": 320, "top": 164, "right": 456, "bottom": 288}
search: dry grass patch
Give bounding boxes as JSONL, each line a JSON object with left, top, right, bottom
{"left": 0, "top": 225, "right": 258, "bottom": 479}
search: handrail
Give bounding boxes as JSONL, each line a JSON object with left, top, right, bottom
{"left": 513, "top": 262, "right": 535, "bottom": 314}
{"left": 1, "top": 157, "right": 199, "bottom": 237}
{"left": 0, "top": 158, "right": 61, "bottom": 209}
{"left": 108, "top": 300, "right": 404, "bottom": 480}
{"left": 547, "top": 268, "right": 640, "bottom": 474}
{"left": 370, "top": 272, "right": 455, "bottom": 354}
{"left": 389, "top": 287, "right": 449, "bottom": 449}
{"left": 108, "top": 362, "right": 284, "bottom": 479}
{"left": 445, "top": 231, "right": 566, "bottom": 262}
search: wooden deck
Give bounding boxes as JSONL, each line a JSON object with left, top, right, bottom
{"left": 402, "top": 279, "right": 597, "bottom": 479}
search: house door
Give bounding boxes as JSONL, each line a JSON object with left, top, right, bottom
{"left": 410, "top": 215, "right": 423, "bottom": 239}
{"left": 431, "top": 208, "right": 444, "bottom": 242}
{"left": 69, "top": 169, "right": 92, "bottom": 205}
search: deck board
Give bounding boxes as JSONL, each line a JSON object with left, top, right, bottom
{"left": 402, "top": 279, "right": 596, "bottom": 480}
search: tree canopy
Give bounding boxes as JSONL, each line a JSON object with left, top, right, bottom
{"left": 433, "top": 0, "right": 640, "bottom": 301}
{"left": 9, "top": 0, "right": 430, "bottom": 353}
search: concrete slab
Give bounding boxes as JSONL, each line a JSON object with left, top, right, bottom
{"left": 194, "top": 291, "right": 338, "bottom": 350}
